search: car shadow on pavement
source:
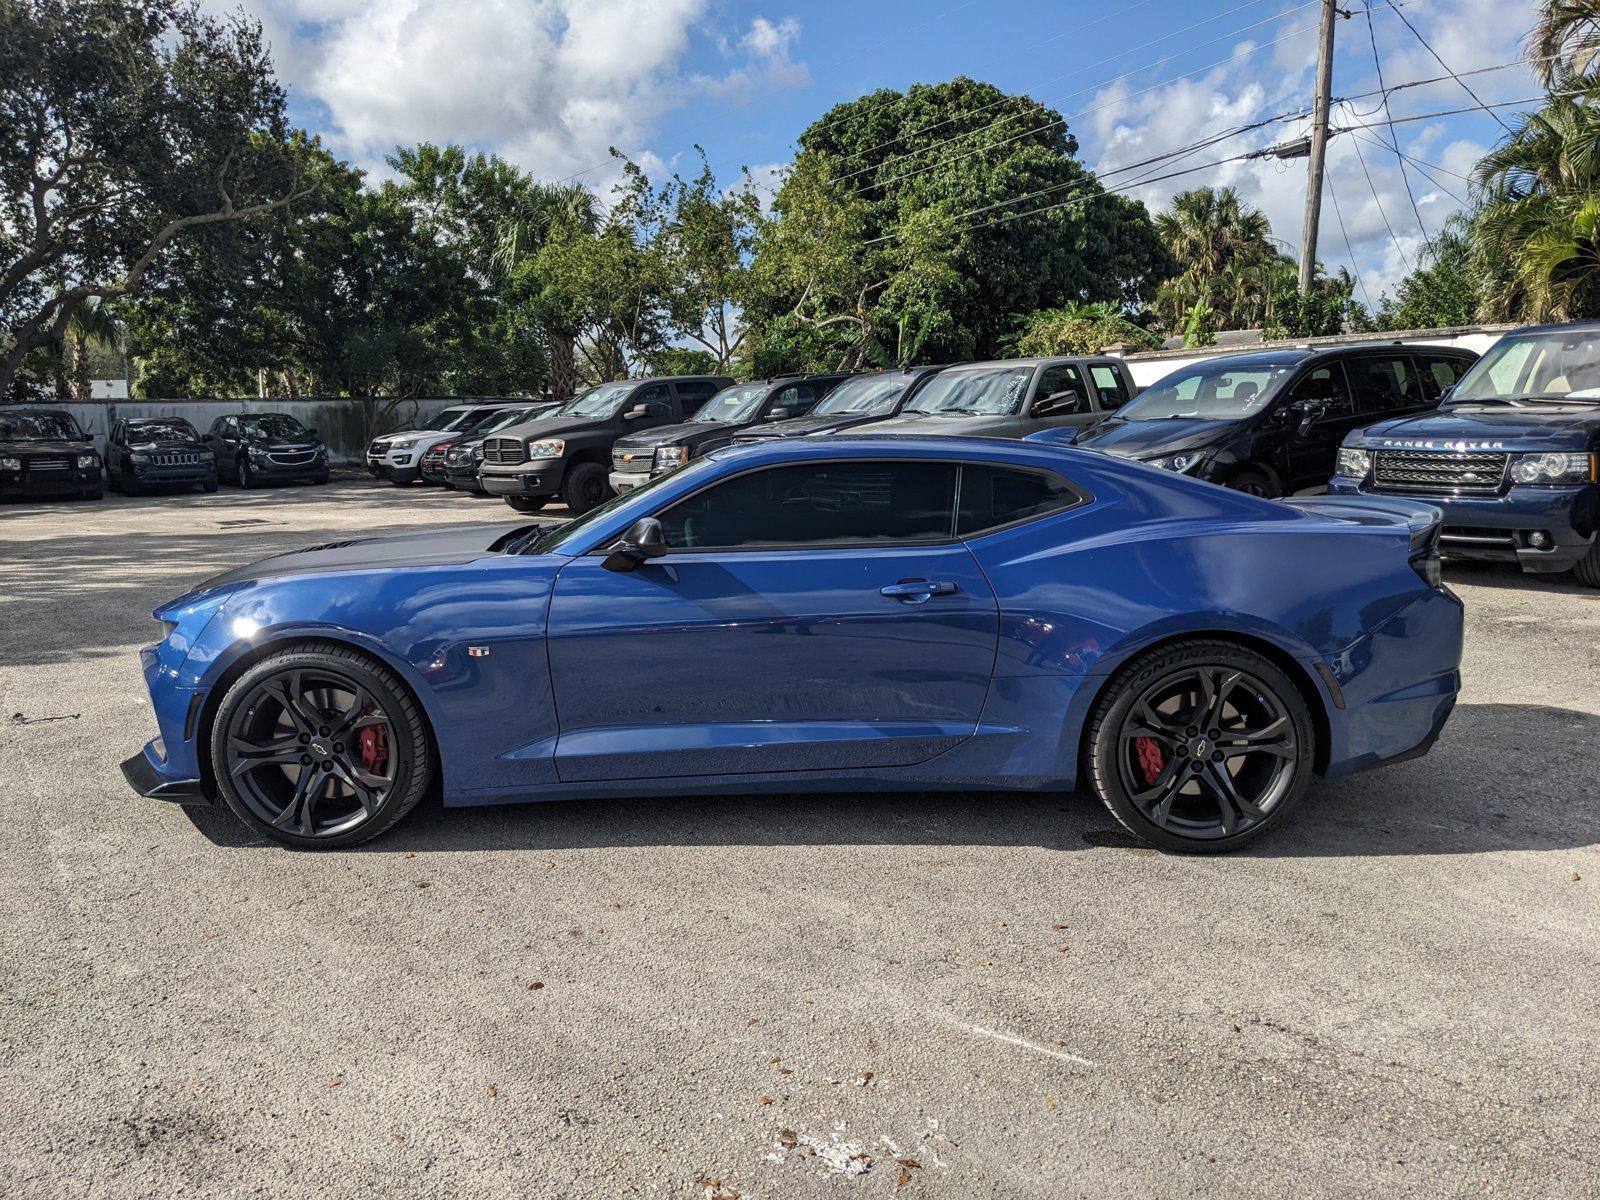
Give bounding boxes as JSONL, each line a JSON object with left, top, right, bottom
{"left": 181, "top": 702, "right": 1599, "bottom": 859}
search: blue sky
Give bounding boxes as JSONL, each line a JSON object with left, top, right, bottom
{"left": 235, "top": 0, "right": 1541, "bottom": 307}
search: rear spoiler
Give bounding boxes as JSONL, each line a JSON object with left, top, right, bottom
{"left": 1283, "top": 495, "right": 1443, "bottom": 551}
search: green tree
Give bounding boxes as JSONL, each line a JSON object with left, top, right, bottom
{"left": 1264, "top": 268, "right": 1363, "bottom": 339}
{"left": 1376, "top": 214, "right": 1481, "bottom": 329}
{"left": 0, "top": 0, "right": 309, "bottom": 399}
{"left": 1530, "top": 1, "right": 1600, "bottom": 83}
{"left": 746, "top": 77, "right": 1171, "bottom": 368}
{"left": 1012, "top": 302, "right": 1160, "bottom": 356}
{"left": 1153, "top": 186, "right": 1284, "bottom": 332}
{"left": 1472, "top": 90, "right": 1600, "bottom": 320}
{"left": 492, "top": 180, "right": 600, "bottom": 398}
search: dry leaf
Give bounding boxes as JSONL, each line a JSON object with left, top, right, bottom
{"left": 896, "top": 1158, "right": 920, "bottom": 1168}
{"left": 611, "top": 900, "right": 622, "bottom": 908}
{"left": 392, "top": 1134, "right": 405, "bottom": 1145}
{"left": 755, "top": 1095, "right": 772, "bottom": 1105}
{"left": 777, "top": 1067, "right": 792, "bottom": 1075}
{"left": 529, "top": 982, "right": 544, "bottom": 991}
{"left": 897, "top": 1168, "right": 912, "bottom": 1188}
{"left": 200, "top": 931, "right": 218, "bottom": 940}
{"left": 403, "top": 852, "right": 415, "bottom": 859}
{"left": 486, "top": 1084, "right": 497, "bottom": 1098}
{"left": 325, "top": 1078, "right": 343, "bottom": 1087}
{"left": 777, "top": 1129, "right": 798, "bottom": 1148}
{"left": 973, "top": 960, "right": 992, "bottom": 968}
{"left": 415, "top": 881, "right": 432, "bottom": 889}
{"left": 746, "top": 1018, "right": 759, "bottom": 1026}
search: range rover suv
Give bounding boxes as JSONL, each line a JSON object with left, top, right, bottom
{"left": 607, "top": 374, "right": 849, "bottom": 494}
{"left": 203, "top": 412, "right": 327, "bottom": 487}
{"left": 853, "top": 357, "right": 1135, "bottom": 439}
{"left": 479, "top": 375, "right": 733, "bottom": 513}
{"left": 0, "top": 409, "right": 102, "bottom": 501}
{"left": 1069, "top": 343, "right": 1476, "bottom": 496}
{"left": 1331, "top": 321, "right": 1600, "bottom": 585}
{"left": 729, "top": 366, "right": 949, "bottom": 446}
{"left": 108, "top": 416, "right": 218, "bottom": 494}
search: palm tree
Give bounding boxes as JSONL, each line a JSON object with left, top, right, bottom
{"left": 1472, "top": 91, "right": 1600, "bottom": 319}
{"left": 1529, "top": 1, "right": 1600, "bottom": 84}
{"left": 1152, "top": 186, "right": 1279, "bottom": 332}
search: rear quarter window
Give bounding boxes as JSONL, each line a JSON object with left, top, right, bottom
{"left": 957, "top": 466, "right": 1081, "bottom": 535}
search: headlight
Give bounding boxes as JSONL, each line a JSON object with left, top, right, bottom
{"left": 471, "top": 447, "right": 484, "bottom": 462}
{"left": 1335, "top": 447, "right": 1372, "bottom": 479}
{"left": 0, "top": 457, "right": 19, "bottom": 471}
{"left": 248, "top": 445, "right": 271, "bottom": 459}
{"left": 525, "top": 439, "right": 565, "bottom": 458}
{"left": 654, "top": 444, "right": 688, "bottom": 468}
{"left": 1510, "top": 451, "right": 1593, "bottom": 485}
{"left": 130, "top": 452, "right": 151, "bottom": 464}
{"left": 389, "top": 437, "right": 420, "bottom": 451}
{"left": 1144, "top": 450, "right": 1205, "bottom": 473}
{"left": 76, "top": 454, "right": 98, "bottom": 468}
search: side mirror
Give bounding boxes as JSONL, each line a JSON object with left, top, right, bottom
{"left": 764, "top": 409, "right": 792, "bottom": 421}
{"left": 1035, "top": 389, "right": 1085, "bottom": 417}
{"left": 1287, "top": 397, "right": 1327, "bottom": 436}
{"left": 602, "top": 517, "right": 668, "bottom": 572}
{"left": 1437, "top": 385, "right": 1454, "bottom": 403}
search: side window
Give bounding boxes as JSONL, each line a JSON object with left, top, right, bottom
{"left": 658, "top": 461, "right": 959, "bottom": 550}
{"left": 956, "top": 466, "right": 1080, "bottom": 535}
{"left": 673, "top": 381, "right": 720, "bottom": 406}
{"left": 1349, "top": 356, "right": 1422, "bottom": 414}
{"left": 1089, "top": 364, "right": 1130, "bottom": 409}
{"left": 634, "top": 384, "right": 673, "bottom": 415}
{"left": 1285, "top": 364, "right": 1353, "bottom": 420}
{"left": 1416, "top": 355, "right": 1469, "bottom": 402}
{"left": 769, "top": 384, "right": 814, "bottom": 418}
{"left": 1032, "top": 364, "right": 1089, "bottom": 413}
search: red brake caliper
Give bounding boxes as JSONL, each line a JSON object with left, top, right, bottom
{"left": 356, "top": 705, "right": 389, "bottom": 774}
{"left": 1133, "top": 736, "right": 1165, "bottom": 787}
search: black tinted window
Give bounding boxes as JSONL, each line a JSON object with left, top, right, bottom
{"left": 660, "top": 461, "right": 958, "bottom": 550}
{"left": 1285, "top": 364, "right": 1353, "bottom": 418}
{"left": 1417, "top": 355, "right": 1470, "bottom": 402}
{"left": 674, "top": 381, "right": 721, "bottom": 403}
{"left": 1090, "top": 364, "right": 1130, "bottom": 409}
{"left": 1349, "top": 356, "right": 1422, "bottom": 414}
{"left": 957, "top": 466, "right": 1079, "bottom": 535}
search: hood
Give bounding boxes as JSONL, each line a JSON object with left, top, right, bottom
{"left": 1348, "top": 404, "right": 1600, "bottom": 451}
{"left": 614, "top": 420, "right": 724, "bottom": 453}
{"left": 732, "top": 413, "right": 875, "bottom": 440}
{"left": 197, "top": 523, "right": 535, "bottom": 590}
{"left": 128, "top": 437, "right": 208, "bottom": 452}
{"left": 491, "top": 412, "right": 627, "bottom": 441}
{"left": 0, "top": 438, "right": 94, "bottom": 455}
{"left": 861, "top": 412, "right": 1025, "bottom": 437}
{"left": 1063, "top": 416, "right": 1240, "bottom": 458}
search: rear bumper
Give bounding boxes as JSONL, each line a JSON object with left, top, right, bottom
{"left": 1328, "top": 478, "right": 1596, "bottom": 573}
{"left": 121, "top": 747, "right": 209, "bottom": 805}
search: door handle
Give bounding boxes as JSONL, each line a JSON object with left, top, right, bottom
{"left": 880, "top": 579, "right": 957, "bottom": 603}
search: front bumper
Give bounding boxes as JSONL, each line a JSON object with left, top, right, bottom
{"left": 480, "top": 458, "right": 567, "bottom": 498}
{"left": 121, "top": 747, "right": 208, "bottom": 804}
{"left": 608, "top": 469, "right": 651, "bottom": 494}
{"left": 131, "top": 466, "right": 218, "bottom": 487}
{"left": 1328, "top": 478, "right": 1597, "bottom": 573}
{"left": 0, "top": 467, "right": 103, "bottom": 497}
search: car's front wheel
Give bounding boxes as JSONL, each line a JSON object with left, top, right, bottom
{"left": 504, "top": 496, "right": 548, "bottom": 514}
{"left": 1084, "top": 639, "right": 1315, "bottom": 853}
{"left": 1571, "top": 540, "right": 1600, "bottom": 588}
{"left": 211, "top": 644, "right": 434, "bottom": 848}
{"left": 561, "top": 461, "right": 610, "bottom": 514}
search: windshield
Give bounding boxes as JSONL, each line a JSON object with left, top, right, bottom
{"left": 241, "top": 414, "right": 309, "bottom": 439}
{"left": 557, "top": 384, "right": 630, "bottom": 418}
{"left": 464, "top": 407, "right": 536, "bottom": 437}
{"left": 128, "top": 419, "right": 199, "bottom": 442}
{"left": 1117, "top": 362, "right": 1295, "bottom": 420}
{"left": 0, "top": 412, "right": 83, "bottom": 441}
{"left": 1451, "top": 328, "right": 1600, "bottom": 403}
{"left": 905, "top": 366, "right": 1032, "bottom": 416}
{"left": 433, "top": 408, "right": 490, "bottom": 434}
{"left": 523, "top": 459, "right": 712, "bottom": 555}
{"left": 813, "top": 374, "right": 909, "bottom": 416}
{"left": 693, "top": 384, "right": 768, "bottom": 423}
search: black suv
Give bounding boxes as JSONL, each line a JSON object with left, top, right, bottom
{"left": 204, "top": 412, "right": 329, "bottom": 487}
{"left": 0, "top": 409, "right": 103, "bottom": 501}
{"left": 608, "top": 374, "right": 850, "bottom": 494}
{"left": 729, "top": 366, "right": 949, "bottom": 447}
{"left": 107, "top": 416, "right": 218, "bottom": 494}
{"left": 479, "top": 375, "right": 734, "bottom": 514}
{"left": 1067, "top": 343, "right": 1478, "bottom": 496}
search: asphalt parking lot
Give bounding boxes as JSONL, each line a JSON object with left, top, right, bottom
{"left": 2, "top": 474, "right": 1598, "bottom": 1199}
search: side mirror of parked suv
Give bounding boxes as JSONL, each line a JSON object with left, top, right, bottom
{"left": 603, "top": 517, "right": 668, "bottom": 572}
{"left": 1288, "top": 397, "right": 1327, "bottom": 436}
{"left": 1035, "top": 388, "right": 1086, "bottom": 417}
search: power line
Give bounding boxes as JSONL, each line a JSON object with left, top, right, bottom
{"left": 1326, "top": 172, "right": 1375, "bottom": 308}
{"left": 1346, "top": 130, "right": 1469, "bottom": 205}
{"left": 1348, "top": 133, "right": 1411, "bottom": 270}
{"left": 1362, "top": 2, "right": 1428, "bottom": 240}
{"left": 1379, "top": 0, "right": 1515, "bottom": 134}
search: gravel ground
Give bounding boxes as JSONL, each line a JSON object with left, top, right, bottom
{"left": 2, "top": 474, "right": 1597, "bottom": 1199}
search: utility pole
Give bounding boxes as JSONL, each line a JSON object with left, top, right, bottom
{"left": 1298, "top": 0, "right": 1339, "bottom": 294}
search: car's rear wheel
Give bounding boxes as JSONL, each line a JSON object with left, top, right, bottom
{"left": 1084, "top": 639, "right": 1315, "bottom": 853}
{"left": 211, "top": 645, "right": 433, "bottom": 849}
{"left": 1225, "top": 468, "right": 1279, "bottom": 498}
{"left": 561, "top": 461, "right": 609, "bottom": 514}
{"left": 1571, "top": 540, "right": 1600, "bottom": 588}
{"left": 505, "top": 495, "right": 548, "bottom": 514}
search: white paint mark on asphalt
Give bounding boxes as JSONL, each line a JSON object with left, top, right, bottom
{"left": 962, "top": 1022, "right": 1098, "bottom": 1067}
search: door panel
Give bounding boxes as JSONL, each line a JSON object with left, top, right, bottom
{"left": 547, "top": 545, "right": 1000, "bottom": 781}
{"left": 1283, "top": 363, "right": 1362, "bottom": 490}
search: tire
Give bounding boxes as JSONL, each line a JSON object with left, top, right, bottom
{"left": 1572, "top": 540, "right": 1600, "bottom": 588}
{"left": 312, "top": 469, "right": 330, "bottom": 485}
{"left": 202, "top": 479, "right": 219, "bottom": 494}
{"left": 1084, "top": 638, "right": 1316, "bottom": 854}
{"left": 560, "top": 461, "right": 610, "bottom": 514}
{"left": 1224, "top": 468, "right": 1280, "bottom": 499}
{"left": 237, "top": 456, "right": 255, "bottom": 488}
{"left": 210, "top": 644, "right": 434, "bottom": 849}
{"left": 504, "top": 496, "right": 548, "bottom": 514}
{"left": 122, "top": 475, "right": 144, "bottom": 497}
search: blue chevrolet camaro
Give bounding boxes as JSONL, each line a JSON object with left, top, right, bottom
{"left": 122, "top": 436, "right": 1464, "bottom": 853}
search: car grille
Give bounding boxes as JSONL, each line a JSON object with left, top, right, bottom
{"left": 612, "top": 446, "right": 651, "bottom": 471}
{"left": 366, "top": 440, "right": 387, "bottom": 459}
{"left": 145, "top": 452, "right": 206, "bottom": 467}
{"left": 1373, "top": 450, "right": 1507, "bottom": 494}
{"left": 267, "top": 450, "right": 317, "bottom": 467}
{"left": 26, "top": 455, "right": 71, "bottom": 473}
{"left": 483, "top": 437, "right": 526, "bottom": 465}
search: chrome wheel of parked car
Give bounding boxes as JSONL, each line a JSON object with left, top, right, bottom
{"left": 212, "top": 646, "right": 433, "bottom": 847}
{"left": 1088, "top": 640, "right": 1314, "bottom": 852}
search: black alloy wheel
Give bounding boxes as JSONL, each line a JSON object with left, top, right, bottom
{"left": 1086, "top": 639, "right": 1314, "bottom": 852}
{"left": 212, "top": 645, "right": 433, "bottom": 848}
{"left": 561, "top": 461, "right": 609, "bottom": 514}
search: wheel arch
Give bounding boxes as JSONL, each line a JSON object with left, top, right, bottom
{"left": 1217, "top": 458, "right": 1285, "bottom": 494}
{"left": 1075, "top": 629, "right": 1333, "bottom": 777}
{"left": 195, "top": 631, "right": 443, "bottom": 802}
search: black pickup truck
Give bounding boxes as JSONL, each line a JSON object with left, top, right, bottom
{"left": 478, "top": 375, "right": 734, "bottom": 513}
{"left": 0, "top": 409, "right": 103, "bottom": 501}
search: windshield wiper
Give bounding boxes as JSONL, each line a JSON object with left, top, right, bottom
{"left": 1445, "top": 395, "right": 1525, "bottom": 407}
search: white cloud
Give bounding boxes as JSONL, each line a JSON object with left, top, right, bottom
{"left": 232, "top": 1, "right": 808, "bottom": 190}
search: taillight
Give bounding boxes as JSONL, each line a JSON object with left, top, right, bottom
{"left": 1410, "top": 549, "right": 1442, "bottom": 588}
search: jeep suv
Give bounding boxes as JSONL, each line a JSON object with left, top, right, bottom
{"left": 853, "top": 357, "right": 1135, "bottom": 439}
{"left": 479, "top": 375, "right": 733, "bottom": 513}
{"left": 109, "top": 416, "right": 219, "bottom": 494}
{"left": 1069, "top": 343, "right": 1476, "bottom": 496}
{"left": 0, "top": 409, "right": 102, "bottom": 501}
{"left": 1331, "top": 321, "right": 1600, "bottom": 585}
{"left": 608, "top": 374, "right": 849, "bottom": 494}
